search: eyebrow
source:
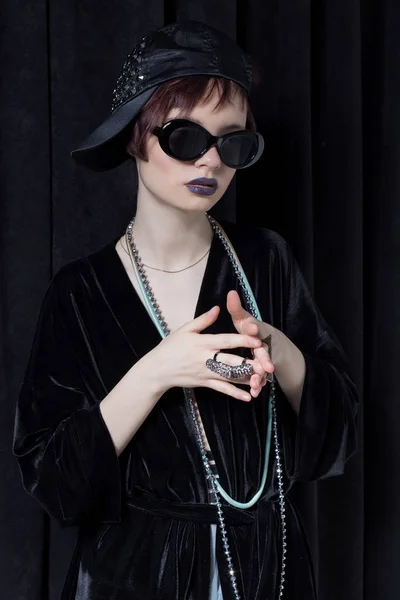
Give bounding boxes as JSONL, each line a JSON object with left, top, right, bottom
{"left": 187, "top": 117, "right": 245, "bottom": 134}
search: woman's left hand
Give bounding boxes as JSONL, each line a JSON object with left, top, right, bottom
{"left": 226, "top": 290, "right": 278, "bottom": 397}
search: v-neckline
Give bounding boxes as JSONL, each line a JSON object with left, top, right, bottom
{"left": 107, "top": 225, "right": 221, "bottom": 341}
{"left": 87, "top": 217, "right": 240, "bottom": 364}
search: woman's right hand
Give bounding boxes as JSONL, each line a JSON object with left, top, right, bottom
{"left": 150, "top": 306, "right": 266, "bottom": 402}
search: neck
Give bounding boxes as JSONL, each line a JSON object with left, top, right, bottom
{"left": 130, "top": 190, "right": 214, "bottom": 271}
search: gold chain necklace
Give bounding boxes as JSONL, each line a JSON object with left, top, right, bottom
{"left": 119, "top": 238, "right": 211, "bottom": 273}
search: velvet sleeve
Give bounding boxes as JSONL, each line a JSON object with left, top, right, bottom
{"left": 12, "top": 264, "right": 122, "bottom": 527}
{"left": 270, "top": 234, "right": 360, "bottom": 483}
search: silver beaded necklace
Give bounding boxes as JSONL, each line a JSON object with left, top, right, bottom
{"left": 125, "top": 213, "right": 287, "bottom": 599}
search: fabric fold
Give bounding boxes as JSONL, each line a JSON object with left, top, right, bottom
{"left": 13, "top": 269, "right": 122, "bottom": 526}
{"left": 268, "top": 231, "right": 359, "bottom": 486}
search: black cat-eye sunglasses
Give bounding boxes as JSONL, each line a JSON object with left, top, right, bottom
{"left": 152, "top": 119, "right": 264, "bottom": 169}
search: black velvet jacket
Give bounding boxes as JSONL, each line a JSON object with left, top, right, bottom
{"left": 13, "top": 218, "right": 359, "bottom": 599}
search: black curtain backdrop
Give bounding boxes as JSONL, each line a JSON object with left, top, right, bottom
{"left": 1, "top": 1, "right": 398, "bottom": 599}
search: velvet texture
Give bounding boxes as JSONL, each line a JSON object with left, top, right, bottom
{"left": 13, "top": 218, "right": 359, "bottom": 599}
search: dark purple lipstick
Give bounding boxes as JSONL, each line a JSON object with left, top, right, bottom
{"left": 185, "top": 177, "right": 218, "bottom": 196}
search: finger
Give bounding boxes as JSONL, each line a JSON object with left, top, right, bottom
{"left": 205, "top": 363, "right": 258, "bottom": 390}
{"left": 250, "top": 361, "right": 265, "bottom": 376}
{"left": 249, "top": 373, "right": 262, "bottom": 390}
{"left": 251, "top": 386, "right": 262, "bottom": 398}
{"left": 212, "top": 366, "right": 265, "bottom": 395}
{"left": 253, "top": 373, "right": 269, "bottom": 394}
{"left": 183, "top": 306, "right": 220, "bottom": 333}
{"left": 209, "top": 353, "right": 264, "bottom": 376}
{"left": 204, "top": 353, "right": 268, "bottom": 393}
{"left": 207, "top": 379, "right": 252, "bottom": 402}
{"left": 252, "top": 346, "right": 275, "bottom": 372}
{"left": 251, "top": 370, "right": 274, "bottom": 396}
{"left": 210, "top": 333, "right": 262, "bottom": 351}
{"left": 243, "top": 322, "right": 259, "bottom": 336}
{"left": 250, "top": 357, "right": 266, "bottom": 376}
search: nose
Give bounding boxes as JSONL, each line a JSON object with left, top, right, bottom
{"left": 194, "top": 144, "right": 221, "bottom": 170}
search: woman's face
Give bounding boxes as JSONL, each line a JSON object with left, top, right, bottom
{"left": 135, "top": 86, "right": 248, "bottom": 212}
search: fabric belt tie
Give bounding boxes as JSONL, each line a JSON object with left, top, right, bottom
{"left": 126, "top": 492, "right": 263, "bottom": 525}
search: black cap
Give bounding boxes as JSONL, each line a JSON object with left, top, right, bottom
{"left": 70, "top": 20, "right": 254, "bottom": 171}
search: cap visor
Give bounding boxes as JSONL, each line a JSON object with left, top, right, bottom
{"left": 70, "top": 86, "right": 158, "bottom": 171}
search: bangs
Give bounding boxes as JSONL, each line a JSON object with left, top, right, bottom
{"left": 153, "top": 76, "right": 248, "bottom": 118}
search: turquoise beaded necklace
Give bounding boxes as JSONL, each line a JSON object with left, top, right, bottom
{"left": 125, "top": 213, "right": 287, "bottom": 600}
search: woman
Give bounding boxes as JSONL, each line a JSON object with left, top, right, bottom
{"left": 13, "top": 20, "right": 359, "bottom": 600}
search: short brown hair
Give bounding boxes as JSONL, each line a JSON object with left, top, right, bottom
{"left": 126, "top": 70, "right": 260, "bottom": 162}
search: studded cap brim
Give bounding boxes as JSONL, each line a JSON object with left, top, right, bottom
{"left": 70, "top": 86, "right": 159, "bottom": 171}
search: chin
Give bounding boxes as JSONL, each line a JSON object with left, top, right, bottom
{"left": 183, "top": 197, "right": 221, "bottom": 212}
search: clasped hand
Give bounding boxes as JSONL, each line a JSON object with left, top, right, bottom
{"left": 153, "top": 290, "right": 282, "bottom": 402}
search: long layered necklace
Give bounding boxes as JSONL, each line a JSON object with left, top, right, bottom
{"left": 125, "top": 213, "right": 287, "bottom": 600}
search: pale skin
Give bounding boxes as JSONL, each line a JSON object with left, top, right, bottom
{"left": 101, "top": 81, "right": 306, "bottom": 456}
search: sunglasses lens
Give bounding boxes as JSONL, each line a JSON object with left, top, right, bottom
{"left": 168, "top": 126, "right": 208, "bottom": 160}
{"left": 220, "top": 134, "right": 258, "bottom": 168}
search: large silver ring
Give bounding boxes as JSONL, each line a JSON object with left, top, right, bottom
{"left": 205, "top": 351, "right": 254, "bottom": 380}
